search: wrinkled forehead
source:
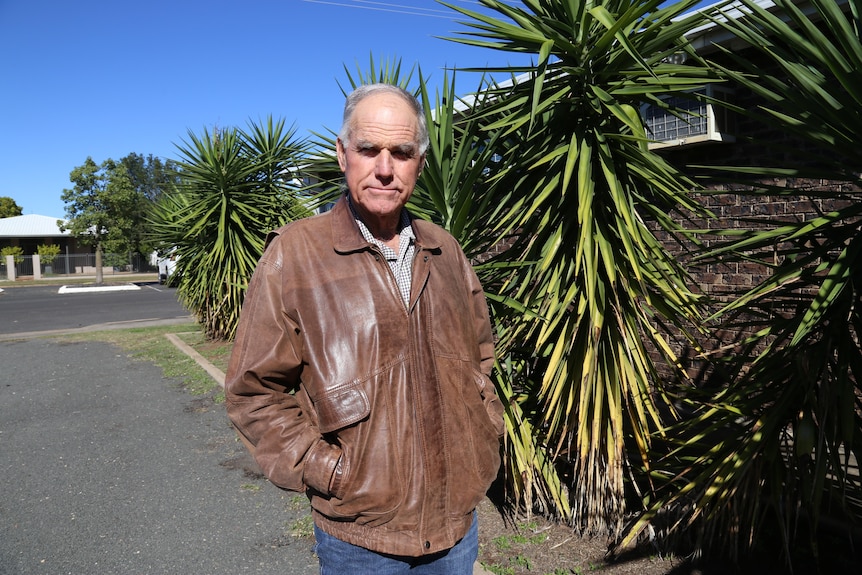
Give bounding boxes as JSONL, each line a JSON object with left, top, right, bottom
{"left": 348, "top": 94, "right": 420, "bottom": 147}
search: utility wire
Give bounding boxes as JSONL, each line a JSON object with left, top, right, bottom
{"left": 300, "top": 0, "right": 512, "bottom": 19}
{"left": 301, "top": 0, "right": 453, "bottom": 18}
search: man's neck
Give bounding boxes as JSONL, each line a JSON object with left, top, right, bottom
{"left": 348, "top": 195, "right": 404, "bottom": 244}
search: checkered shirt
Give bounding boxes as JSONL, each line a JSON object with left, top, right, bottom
{"left": 348, "top": 197, "right": 415, "bottom": 307}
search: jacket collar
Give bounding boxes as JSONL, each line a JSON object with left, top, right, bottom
{"left": 330, "top": 194, "right": 443, "bottom": 254}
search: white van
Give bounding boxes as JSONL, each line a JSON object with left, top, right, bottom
{"left": 157, "top": 252, "right": 178, "bottom": 285}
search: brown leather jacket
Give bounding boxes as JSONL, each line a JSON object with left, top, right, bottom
{"left": 225, "top": 197, "right": 504, "bottom": 557}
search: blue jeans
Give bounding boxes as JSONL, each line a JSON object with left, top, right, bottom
{"left": 313, "top": 513, "right": 478, "bottom": 575}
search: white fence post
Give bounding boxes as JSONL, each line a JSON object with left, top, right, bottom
{"left": 32, "top": 254, "right": 41, "bottom": 280}
{"left": 5, "top": 255, "right": 15, "bottom": 281}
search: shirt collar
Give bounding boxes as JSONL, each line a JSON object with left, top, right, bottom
{"left": 347, "top": 194, "right": 414, "bottom": 247}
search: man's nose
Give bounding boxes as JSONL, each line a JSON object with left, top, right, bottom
{"left": 375, "top": 150, "right": 394, "bottom": 178}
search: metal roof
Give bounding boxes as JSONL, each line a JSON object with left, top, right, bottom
{"left": 0, "top": 214, "right": 70, "bottom": 238}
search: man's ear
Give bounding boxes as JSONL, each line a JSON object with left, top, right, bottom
{"left": 336, "top": 138, "right": 347, "bottom": 172}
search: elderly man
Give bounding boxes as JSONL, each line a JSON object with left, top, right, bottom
{"left": 225, "top": 83, "right": 504, "bottom": 574}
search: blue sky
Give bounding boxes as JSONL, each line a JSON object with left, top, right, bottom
{"left": 0, "top": 0, "right": 534, "bottom": 218}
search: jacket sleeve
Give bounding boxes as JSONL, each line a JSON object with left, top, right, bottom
{"left": 464, "top": 249, "right": 507, "bottom": 438}
{"left": 225, "top": 237, "right": 341, "bottom": 494}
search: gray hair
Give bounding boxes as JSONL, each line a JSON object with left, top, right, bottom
{"left": 339, "top": 84, "right": 429, "bottom": 155}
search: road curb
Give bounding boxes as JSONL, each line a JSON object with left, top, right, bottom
{"left": 58, "top": 283, "right": 142, "bottom": 293}
{"left": 164, "top": 332, "right": 226, "bottom": 387}
{"left": 0, "top": 316, "right": 196, "bottom": 342}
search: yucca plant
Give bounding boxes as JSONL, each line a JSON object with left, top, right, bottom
{"left": 441, "top": 0, "right": 720, "bottom": 536}
{"left": 416, "top": 70, "right": 575, "bottom": 518}
{"left": 150, "top": 117, "right": 310, "bottom": 340}
{"left": 620, "top": 0, "right": 862, "bottom": 565}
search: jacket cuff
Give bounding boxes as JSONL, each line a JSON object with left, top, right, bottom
{"left": 486, "top": 394, "right": 506, "bottom": 437}
{"left": 303, "top": 440, "right": 342, "bottom": 495}
{"left": 476, "top": 373, "right": 506, "bottom": 437}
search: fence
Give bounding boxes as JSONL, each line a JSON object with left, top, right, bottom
{"left": 1, "top": 253, "right": 156, "bottom": 281}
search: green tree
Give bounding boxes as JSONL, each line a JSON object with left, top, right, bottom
{"left": 390, "top": 67, "right": 573, "bottom": 517}
{"left": 61, "top": 157, "right": 149, "bottom": 283}
{"left": 0, "top": 196, "right": 23, "bottom": 218}
{"left": 151, "top": 117, "right": 310, "bottom": 340}
{"left": 314, "top": 2, "right": 860, "bottom": 569}
{"left": 61, "top": 158, "right": 116, "bottom": 284}
{"left": 118, "top": 153, "right": 180, "bottom": 258}
{"left": 120, "top": 152, "right": 179, "bottom": 202}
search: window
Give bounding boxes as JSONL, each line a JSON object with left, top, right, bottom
{"left": 642, "top": 85, "right": 735, "bottom": 149}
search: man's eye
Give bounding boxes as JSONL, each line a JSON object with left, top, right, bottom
{"left": 394, "top": 147, "right": 418, "bottom": 160}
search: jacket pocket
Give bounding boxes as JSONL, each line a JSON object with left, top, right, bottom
{"left": 442, "top": 362, "right": 503, "bottom": 515}
{"left": 308, "top": 366, "right": 407, "bottom": 523}
{"left": 311, "top": 384, "right": 370, "bottom": 434}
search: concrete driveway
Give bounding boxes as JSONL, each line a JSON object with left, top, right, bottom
{"left": 0, "top": 336, "right": 317, "bottom": 574}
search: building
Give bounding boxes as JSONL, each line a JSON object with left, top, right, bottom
{"left": 0, "top": 214, "right": 79, "bottom": 255}
{"left": 0, "top": 214, "right": 95, "bottom": 279}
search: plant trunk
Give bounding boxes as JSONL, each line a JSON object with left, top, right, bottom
{"left": 95, "top": 243, "right": 103, "bottom": 285}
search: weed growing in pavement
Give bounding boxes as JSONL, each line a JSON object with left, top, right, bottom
{"left": 493, "top": 535, "right": 513, "bottom": 550}
{"left": 484, "top": 520, "right": 569, "bottom": 575}
{"left": 483, "top": 563, "right": 515, "bottom": 575}
{"left": 492, "top": 522, "right": 550, "bottom": 555}
{"left": 482, "top": 554, "right": 535, "bottom": 575}
{"left": 287, "top": 494, "right": 308, "bottom": 511}
{"left": 284, "top": 494, "right": 314, "bottom": 538}
{"left": 288, "top": 515, "right": 314, "bottom": 538}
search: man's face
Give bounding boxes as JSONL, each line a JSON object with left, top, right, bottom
{"left": 336, "top": 92, "right": 424, "bottom": 230}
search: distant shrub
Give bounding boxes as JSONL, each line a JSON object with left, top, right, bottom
{"left": 1, "top": 246, "right": 24, "bottom": 264}
{"left": 37, "top": 244, "right": 61, "bottom": 265}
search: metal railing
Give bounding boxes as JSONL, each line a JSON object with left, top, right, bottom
{"left": 2, "top": 253, "right": 156, "bottom": 280}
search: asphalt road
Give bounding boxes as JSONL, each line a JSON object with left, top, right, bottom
{"left": 0, "top": 285, "right": 318, "bottom": 574}
{"left": 0, "top": 282, "right": 192, "bottom": 338}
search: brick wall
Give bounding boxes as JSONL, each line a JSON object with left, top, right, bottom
{"left": 650, "top": 43, "right": 858, "bottom": 299}
{"left": 639, "top": 43, "right": 861, "bottom": 381}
